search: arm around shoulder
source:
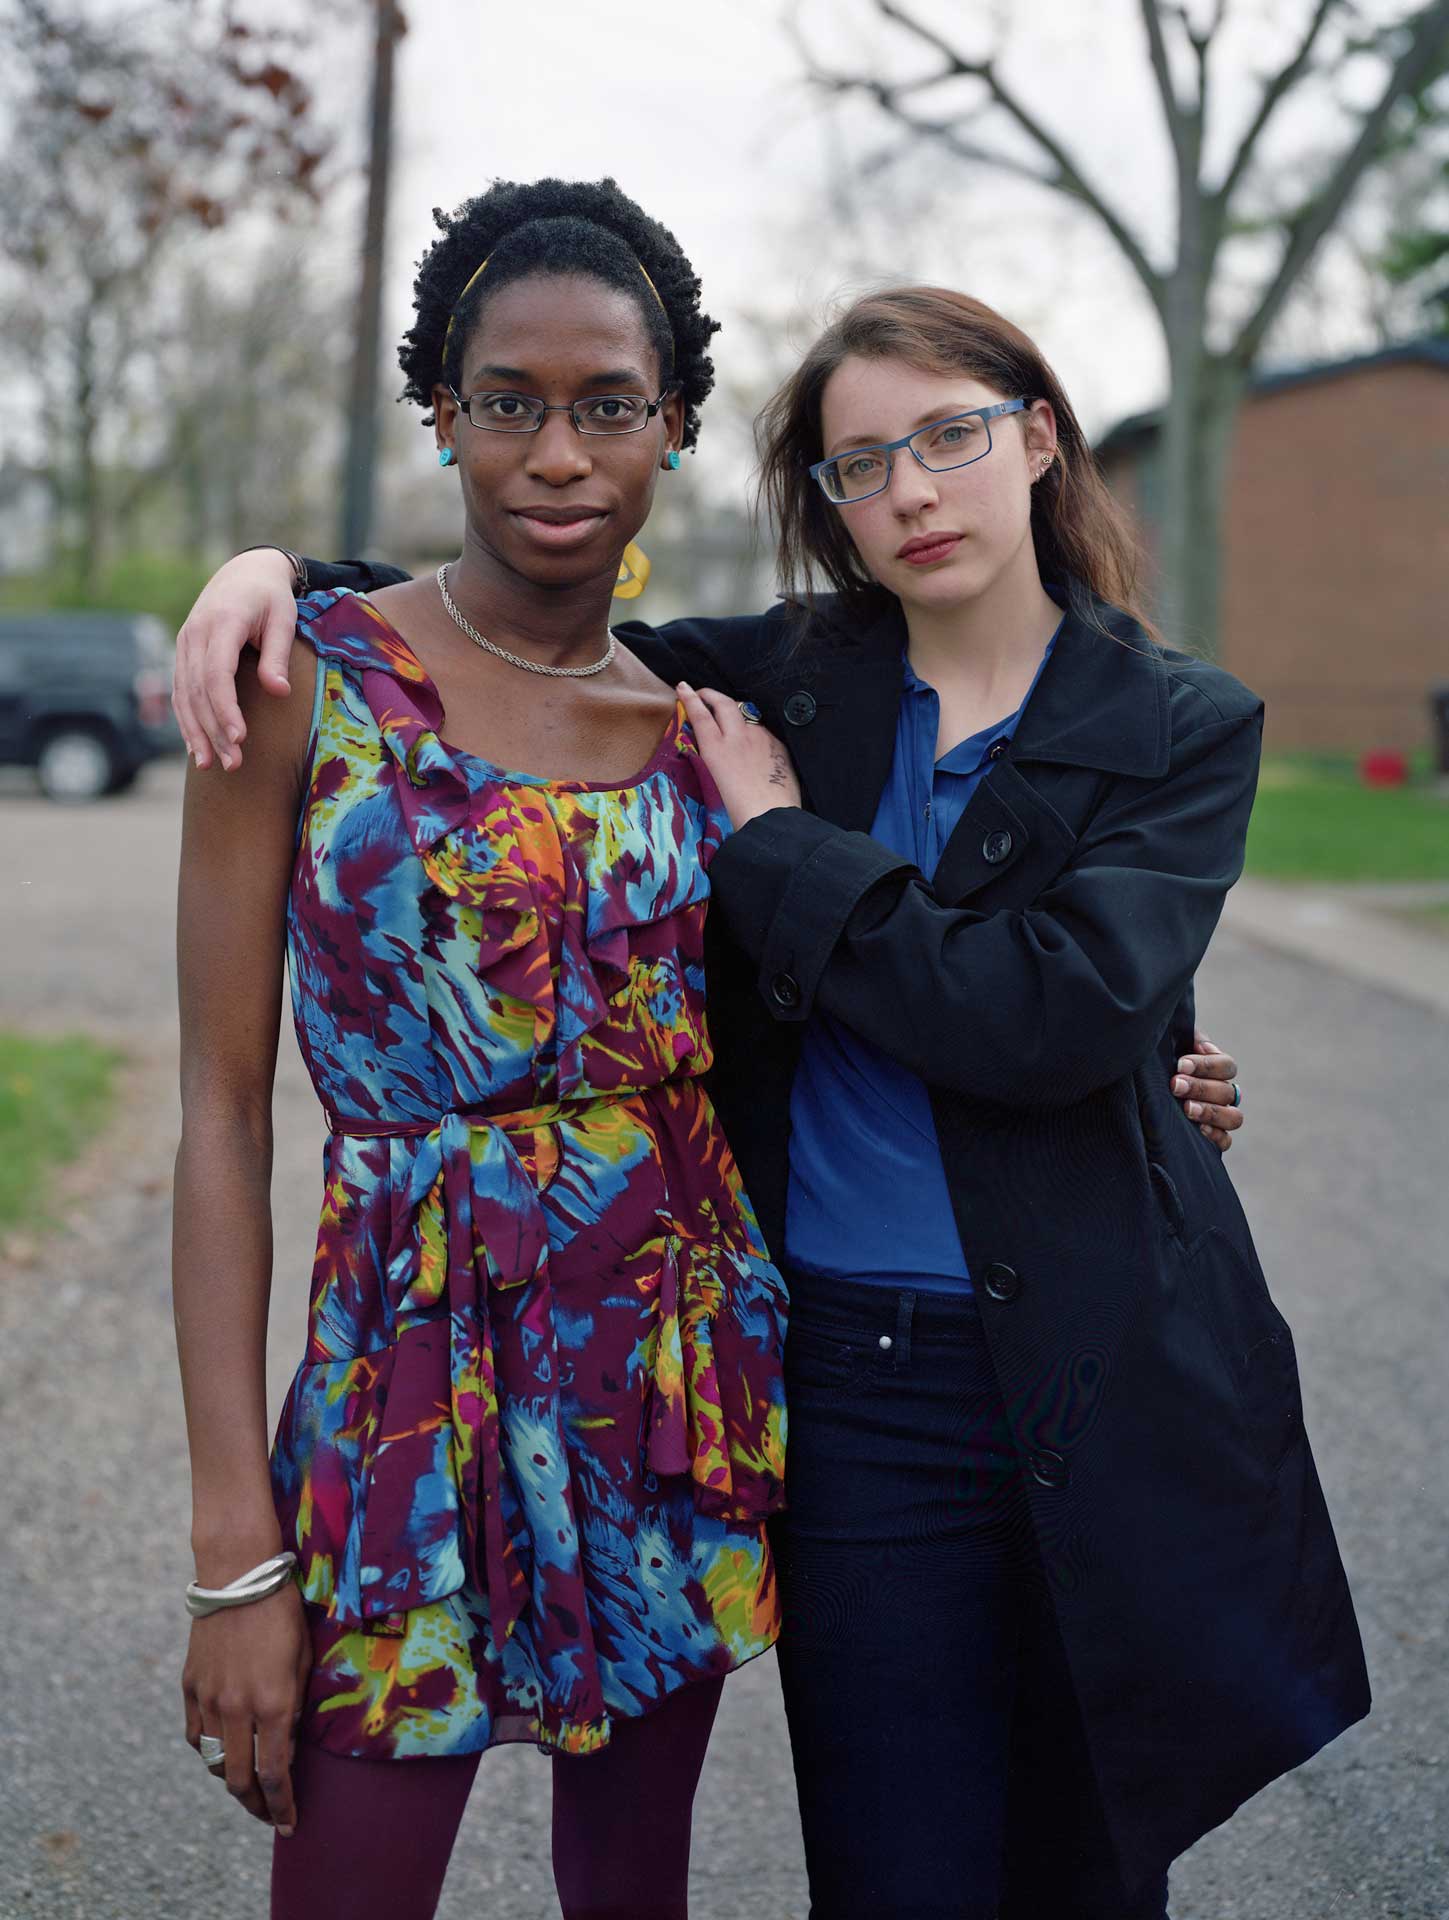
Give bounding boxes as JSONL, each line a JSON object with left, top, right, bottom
{"left": 298, "top": 556, "right": 412, "bottom": 594}
{"left": 614, "top": 604, "right": 792, "bottom": 700}
{"left": 174, "top": 548, "right": 407, "bottom": 770}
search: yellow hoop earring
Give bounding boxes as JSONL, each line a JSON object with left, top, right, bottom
{"left": 613, "top": 541, "right": 651, "bottom": 600}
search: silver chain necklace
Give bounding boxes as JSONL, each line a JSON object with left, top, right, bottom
{"left": 436, "top": 565, "right": 617, "bottom": 679}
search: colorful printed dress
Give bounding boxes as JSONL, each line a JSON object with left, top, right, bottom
{"left": 269, "top": 589, "right": 788, "bottom": 1761}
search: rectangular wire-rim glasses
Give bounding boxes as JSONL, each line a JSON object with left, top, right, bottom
{"left": 809, "top": 397, "right": 1032, "bottom": 504}
{"left": 451, "top": 387, "right": 673, "bottom": 436}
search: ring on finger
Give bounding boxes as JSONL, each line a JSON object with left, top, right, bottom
{"left": 737, "top": 700, "right": 763, "bottom": 725}
{"left": 1230, "top": 1081, "right": 1241, "bottom": 1108}
{"left": 198, "top": 1733, "right": 226, "bottom": 1767}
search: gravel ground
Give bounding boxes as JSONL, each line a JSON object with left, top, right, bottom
{"left": 1, "top": 760, "right": 1444, "bottom": 1919}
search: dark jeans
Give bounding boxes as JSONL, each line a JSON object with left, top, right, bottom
{"left": 772, "top": 1273, "right": 1172, "bottom": 1920}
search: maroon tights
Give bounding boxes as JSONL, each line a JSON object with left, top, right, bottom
{"left": 270, "top": 1676, "right": 725, "bottom": 1920}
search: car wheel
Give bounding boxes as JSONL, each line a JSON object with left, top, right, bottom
{"left": 36, "top": 728, "right": 120, "bottom": 802}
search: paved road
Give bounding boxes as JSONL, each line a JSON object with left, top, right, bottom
{"left": 2, "top": 762, "right": 1445, "bottom": 1919}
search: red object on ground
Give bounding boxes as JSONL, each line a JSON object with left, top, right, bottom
{"left": 1359, "top": 750, "right": 1409, "bottom": 788}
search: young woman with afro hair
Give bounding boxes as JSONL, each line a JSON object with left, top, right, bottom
{"left": 172, "top": 176, "right": 787, "bottom": 1920}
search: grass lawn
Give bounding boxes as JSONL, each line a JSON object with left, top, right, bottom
{"left": 0, "top": 552, "right": 209, "bottom": 636}
{"left": 1246, "top": 756, "right": 1449, "bottom": 884}
{"left": 0, "top": 1031, "right": 123, "bottom": 1234}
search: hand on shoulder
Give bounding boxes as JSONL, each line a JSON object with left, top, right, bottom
{"left": 677, "top": 682, "right": 801, "bottom": 829}
{"left": 173, "top": 548, "right": 301, "bottom": 770}
{"left": 181, "top": 634, "right": 316, "bottom": 834}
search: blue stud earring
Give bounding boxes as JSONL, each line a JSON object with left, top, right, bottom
{"left": 666, "top": 450, "right": 681, "bottom": 471}
{"left": 438, "top": 447, "right": 456, "bottom": 468}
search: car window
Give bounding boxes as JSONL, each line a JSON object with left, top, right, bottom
{"left": 2, "top": 616, "right": 177, "bottom": 673}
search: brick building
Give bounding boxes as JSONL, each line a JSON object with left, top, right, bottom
{"left": 1095, "top": 341, "right": 1449, "bottom": 753}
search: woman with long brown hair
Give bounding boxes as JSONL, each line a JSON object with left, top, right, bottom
{"left": 671, "top": 287, "right": 1367, "bottom": 1917}
{"left": 171, "top": 282, "right": 1364, "bottom": 1918}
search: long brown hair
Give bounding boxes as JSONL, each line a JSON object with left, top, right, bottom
{"left": 756, "top": 286, "right": 1155, "bottom": 638}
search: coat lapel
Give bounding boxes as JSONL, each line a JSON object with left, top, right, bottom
{"left": 758, "top": 585, "right": 1171, "bottom": 903}
{"left": 930, "top": 593, "right": 1172, "bottom": 905}
{"left": 1009, "top": 594, "right": 1171, "bottom": 780}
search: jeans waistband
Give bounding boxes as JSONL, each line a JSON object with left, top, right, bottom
{"left": 785, "top": 1268, "right": 984, "bottom": 1347}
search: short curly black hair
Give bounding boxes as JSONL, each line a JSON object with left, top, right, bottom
{"left": 397, "top": 177, "right": 720, "bottom": 450}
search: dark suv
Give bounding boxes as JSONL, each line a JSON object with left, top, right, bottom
{"left": 0, "top": 610, "right": 182, "bottom": 799}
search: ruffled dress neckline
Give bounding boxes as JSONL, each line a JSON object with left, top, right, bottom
{"left": 306, "top": 585, "right": 688, "bottom": 796}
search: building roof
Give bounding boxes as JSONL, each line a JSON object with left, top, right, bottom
{"left": 1095, "top": 337, "right": 1449, "bottom": 459}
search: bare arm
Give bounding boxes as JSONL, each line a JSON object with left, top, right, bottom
{"left": 173, "top": 640, "right": 316, "bottom": 1835}
{"left": 172, "top": 548, "right": 407, "bottom": 770}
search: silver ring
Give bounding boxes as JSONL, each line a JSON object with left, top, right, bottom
{"left": 198, "top": 1734, "right": 226, "bottom": 1767}
{"left": 737, "top": 700, "right": 763, "bottom": 725}
{"left": 1230, "top": 1082, "right": 1241, "bottom": 1108}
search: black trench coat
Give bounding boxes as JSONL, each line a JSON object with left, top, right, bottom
{"left": 617, "top": 585, "right": 1371, "bottom": 1891}
{"left": 319, "top": 560, "right": 1370, "bottom": 1889}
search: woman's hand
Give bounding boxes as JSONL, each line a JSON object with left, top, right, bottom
{"left": 678, "top": 683, "right": 1243, "bottom": 1155}
{"left": 1171, "top": 1030, "right": 1243, "bottom": 1153}
{"left": 182, "top": 1581, "right": 312, "bottom": 1836}
{"left": 172, "top": 549, "right": 299, "bottom": 772}
{"left": 677, "top": 683, "right": 801, "bottom": 829}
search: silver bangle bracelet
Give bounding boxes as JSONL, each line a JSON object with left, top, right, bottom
{"left": 185, "top": 1550, "right": 298, "bottom": 1619}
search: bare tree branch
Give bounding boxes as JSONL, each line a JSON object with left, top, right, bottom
{"left": 815, "top": 0, "right": 1168, "bottom": 306}
{"left": 786, "top": 0, "right": 1449, "bottom": 656}
{"left": 1198, "top": 0, "right": 1231, "bottom": 42}
{"left": 856, "top": 105, "right": 1069, "bottom": 192}
{"left": 1216, "top": 0, "right": 1344, "bottom": 208}
{"left": 1185, "top": 2, "right": 1228, "bottom": 107}
{"left": 1231, "top": 0, "right": 1449, "bottom": 365}
{"left": 1159, "top": 0, "right": 1229, "bottom": 46}
{"left": 867, "top": 0, "right": 989, "bottom": 73}
{"left": 1140, "top": 0, "right": 1194, "bottom": 178}
{"left": 888, "top": 63, "right": 963, "bottom": 100}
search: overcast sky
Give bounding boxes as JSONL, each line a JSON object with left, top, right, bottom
{"left": 377, "top": 0, "right": 1166, "bottom": 445}
{"left": 356, "top": 0, "right": 1409, "bottom": 463}
{"left": 1, "top": 0, "right": 1409, "bottom": 500}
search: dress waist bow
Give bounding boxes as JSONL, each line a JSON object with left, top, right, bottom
{"left": 323, "top": 1090, "right": 780, "bottom": 1649}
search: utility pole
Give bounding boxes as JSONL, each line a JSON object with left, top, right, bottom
{"left": 339, "top": 0, "right": 405, "bottom": 557}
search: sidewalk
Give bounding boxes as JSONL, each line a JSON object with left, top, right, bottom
{"left": 1222, "top": 877, "right": 1449, "bottom": 1018}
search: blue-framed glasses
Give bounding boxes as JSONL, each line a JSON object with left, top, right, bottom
{"left": 809, "top": 398, "right": 1031, "bottom": 505}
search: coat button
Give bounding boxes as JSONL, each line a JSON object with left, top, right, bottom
{"left": 987, "top": 740, "right": 1008, "bottom": 762}
{"left": 771, "top": 971, "right": 801, "bottom": 1009}
{"left": 783, "top": 691, "right": 818, "bottom": 726}
{"left": 983, "top": 1262, "right": 1020, "bottom": 1302}
{"left": 1029, "top": 1448, "right": 1069, "bottom": 1490}
{"left": 983, "top": 829, "right": 1013, "bottom": 864}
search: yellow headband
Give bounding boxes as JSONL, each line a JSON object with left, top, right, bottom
{"left": 443, "top": 254, "right": 669, "bottom": 364}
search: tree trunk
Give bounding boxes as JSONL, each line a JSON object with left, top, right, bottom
{"left": 72, "top": 309, "right": 102, "bottom": 596}
{"left": 339, "top": 0, "right": 402, "bottom": 557}
{"left": 1156, "top": 364, "right": 1242, "bottom": 656}
{"left": 1152, "top": 165, "right": 1241, "bottom": 659}
{"left": 1154, "top": 225, "right": 1243, "bottom": 663}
